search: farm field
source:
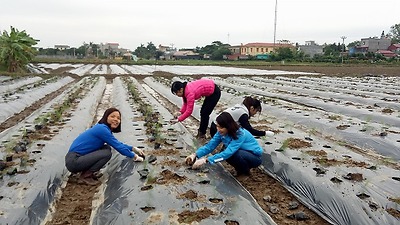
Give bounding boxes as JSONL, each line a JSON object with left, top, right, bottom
{"left": 0, "top": 63, "right": 399, "bottom": 225}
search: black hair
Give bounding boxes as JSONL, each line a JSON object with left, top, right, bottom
{"left": 242, "top": 96, "right": 262, "bottom": 117}
{"left": 98, "top": 107, "right": 122, "bottom": 133}
{"left": 216, "top": 112, "right": 240, "bottom": 139}
{"left": 171, "top": 81, "right": 188, "bottom": 102}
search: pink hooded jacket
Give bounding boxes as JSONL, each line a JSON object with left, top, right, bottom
{"left": 178, "top": 79, "right": 215, "bottom": 122}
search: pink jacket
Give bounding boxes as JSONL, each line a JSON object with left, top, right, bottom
{"left": 178, "top": 79, "right": 215, "bottom": 121}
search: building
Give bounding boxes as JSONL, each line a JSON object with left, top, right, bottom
{"left": 240, "top": 42, "right": 294, "bottom": 56}
{"left": 172, "top": 50, "right": 201, "bottom": 60}
{"left": 224, "top": 53, "right": 249, "bottom": 61}
{"left": 158, "top": 44, "right": 177, "bottom": 60}
{"left": 297, "top": 41, "right": 324, "bottom": 57}
{"left": 388, "top": 44, "right": 400, "bottom": 54}
{"left": 228, "top": 45, "right": 241, "bottom": 54}
{"left": 54, "top": 45, "right": 70, "bottom": 50}
{"left": 376, "top": 50, "right": 397, "bottom": 58}
{"left": 353, "top": 37, "right": 391, "bottom": 54}
{"left": 100, "top": 43, "right": 119, "bottom": 54}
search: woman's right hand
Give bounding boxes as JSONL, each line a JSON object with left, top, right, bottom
{"left": 134, "top": 154, "right": 144, "bottom": 162}
{"left": 173, "top": 112, "right": 180, "bottom": 119}
{"left": 133, "top": 147, "right": 145, "bottom": 157}
{"left": 185, "top": 153, "right": 196, "bottom": 165}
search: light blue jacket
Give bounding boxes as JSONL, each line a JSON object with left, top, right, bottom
{"left": 196, "top": 127, "right": 263, "bottom": 164}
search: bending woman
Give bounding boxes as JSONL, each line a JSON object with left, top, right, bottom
{"left": 171, "top": 79, "right": 221, "bottom": 139}
{"left": 210, "top": 96, "right": 269, "bottom": 137}
{"left": 65, "top": 107, "right": 145, "bottom": 185}
{"left": 186, "top": 112, "right": 263, "bottom": 176}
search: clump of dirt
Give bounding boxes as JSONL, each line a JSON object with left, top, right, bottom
{"left": 160, "top": 158, "right": 182, "bottom": 168}
{"left": 156, "top": 169, "right": 187, "bottom": 185}
{"left": 343, "top": 173, "right": 364, "bottom": 181}
{"left": 287, "top": 138, "right": 312, "bottom": 149}
{"left": 313, "top": 157, "right": 371, "bottom": 168}
{"left": 382, "top": 108, "right": 394, "bottom": 113}
{"left": 386, "top": 208, "right": 400, "bottom": 219}
{"left": 177, "top": 207, "right": 215, "bottom": 223}
{"left": 336, "top": 124, "right": 350, "bottom": 130}
{"left": 305, "top": 150, "right": 327, "bottom": 157}
{"left": 152, "top": 148, "right": 179, "bottom": 156}
{"left": 178, "top": 189, "right": 198, "bottom": 200}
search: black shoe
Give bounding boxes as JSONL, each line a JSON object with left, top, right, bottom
{"left": 196, "top": 131, "right": 206, "bottom": 139}
{"left": 234, "top": 171, "right": 250, "bottom": 177}
{"left": 92, "top": 171, "right": 103, "bottom": 180}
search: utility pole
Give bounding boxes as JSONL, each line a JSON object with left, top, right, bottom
{"left": 340, "top": 36, "right": 347, "bottom": 63}
{"left": 273, "top": 0, "right": 278, "bottom": 47}
{"left": 227, "top": 33, "right": 230, "bottom": 45}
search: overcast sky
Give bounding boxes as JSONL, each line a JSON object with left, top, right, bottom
{"left": 1, "top": 0, "right": 398, "bottom": 50}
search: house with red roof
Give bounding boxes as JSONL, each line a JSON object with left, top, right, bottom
{"left": 388, "top": 44, "right": 400, "bottom": 54}
{"left": 376, "top": 50, "right": 397, "bottom": 58}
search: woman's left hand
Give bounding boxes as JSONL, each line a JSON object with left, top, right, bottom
{"left": 133, "top": 147, "right": 145, "bottom": 158}
{"left": 170, "top": 119, "right": 179, "bottom": 124}
{"left": 133, "top": 154, "right": 144, "bottom": 162}
{"left": 192, "top": 157, "right": 207, "bottom": 169}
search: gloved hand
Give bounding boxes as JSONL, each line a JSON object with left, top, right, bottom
{"left": 192, "top": 157, "right": 207, "bottom": 169}
{"left": 265, "top": 131, "right": 275, "bottom": 137}
{"left": 133, "top": 147, "right": 145, "bottom": 158}
{"left": 170, "top": 119, "right": 179, "bottom": 124}
{"left": 185, "top": 153, "right": 196, "bottom": 165}
{"left": 173, "top": 112, "right": 180, "bottom": 119}
{"left": 133, "top": 154, "right": 144, "bottom": 162}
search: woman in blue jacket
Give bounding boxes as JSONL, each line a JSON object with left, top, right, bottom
{"left": 65, "top": 108, "right": 145, "bottom": 185}
{"left": 186, "top": 112, "right": 263, "bottom": 176}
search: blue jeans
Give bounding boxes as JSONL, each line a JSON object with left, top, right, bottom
{"left": 226, "top": 149, "right": 262, "bottom": 175}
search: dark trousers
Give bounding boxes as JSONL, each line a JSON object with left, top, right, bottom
{"left": 226, "top": 150, "right": 262, "bottom": 175}
{"left": 210, "top": 122, "right": 217, "bottom": 137}
{"left": 199, "top": 84, "right": 221, "bottom": 135}
{"left": 65, "top": 145, "right": 112, "bottom": 173}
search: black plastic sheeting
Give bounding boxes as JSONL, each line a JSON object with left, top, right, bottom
{"left": 1, "top": 75, "right": 398, "bottom": 225}
{"left": 90, "top": 77, "right": 276, "bottom": 224}
{"left": 261, "top": 151, "right": 400, "bottom": 225}
{"left": 0, "top": 77, "right": 106, "bottom": 225}
{"left": 218, "top": 77, "right": 400, "bottom": 160}
{"left": 92, "top": 155, "right": 275, "bottom": 225}
{"left": 144, "top": 76, "right": 400, "bottom": 225}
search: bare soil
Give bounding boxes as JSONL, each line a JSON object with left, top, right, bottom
{"left": 2, "top": 65, "right": 399, "bottom": 225}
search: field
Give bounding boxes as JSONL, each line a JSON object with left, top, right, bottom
{"left": 0, "top": 63, "right": 399, "bottom": 225}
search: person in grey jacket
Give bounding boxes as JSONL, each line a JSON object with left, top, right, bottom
{"left": 186, "top": 112, "right": 263, "bottom": 176}
{"left": 210, "top": 96, "right": 273, "bottom": 137}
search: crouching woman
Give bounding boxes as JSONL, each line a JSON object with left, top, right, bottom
{"left": 186, "top": 112, "right": 263, "bottom": 177}
{"left": 65, "top": 107, "right": 145, "bottom": 185}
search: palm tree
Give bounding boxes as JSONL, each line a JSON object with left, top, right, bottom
{"left": 0, "top": 26, "right": 38, "bottom": 72}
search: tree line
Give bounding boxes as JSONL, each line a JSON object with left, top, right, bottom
{"left": 1, "top": 24, "right": 399, "bottom": 72}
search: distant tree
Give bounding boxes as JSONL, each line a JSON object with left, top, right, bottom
{"left": 76, "top": 43, "right": 88, "bottom": 57}
{"left": 155, "top": 50, "right": 164, "bottom": 60}
{"left": 197, "top": 41, "right": 230, "bottom": 60}
{"left": 269, "top": 47, "right": 295, "bottom": 61}
{"left": 210, "top": 48, "right": 231, "bottom": 60}
{"left": 347, "top": 40, "right": 361, "bottom": 48}
{"left": 134, "top": 44, "right": 148, "bottom": 59}
{"left": 0, "top": 26, "right": 38, "bottom": 72}
{"left": 388, "top": 23, "right": 400, "bottom": 43}
{"left": 323, "top": 43, "right": 341, "bottom": 56}
{"left": 146, "top": 42, "right": 157, "bottom": 59}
